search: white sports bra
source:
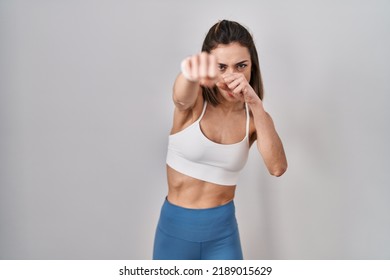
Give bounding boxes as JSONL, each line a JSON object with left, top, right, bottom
{"left": 166, "top": 101, "right": 250, "bottom": 186}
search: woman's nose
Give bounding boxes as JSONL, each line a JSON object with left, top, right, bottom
{"left": 225, "top": 67, "right": 238, "bottom": 74}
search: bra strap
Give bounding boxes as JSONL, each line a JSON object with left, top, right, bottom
{"left": 245, "top": 102, "right": 250, "bottom": 138}
{"left": 198, "top": 101, "right": 207, "bottom": 121}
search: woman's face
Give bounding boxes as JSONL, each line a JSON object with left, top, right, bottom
{"left": 211, "top": 42, "right": 252, "bottom": 78}
{"left": 211, "top": 42, "right": 252, "bottom": 99}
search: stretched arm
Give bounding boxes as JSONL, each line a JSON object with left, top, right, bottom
{"left": 172, "top": 74, "right": 200, "bottom": 111}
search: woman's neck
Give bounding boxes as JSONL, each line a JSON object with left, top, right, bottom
{"left": 215, "top": 97, "right": 245, "bottom": 114}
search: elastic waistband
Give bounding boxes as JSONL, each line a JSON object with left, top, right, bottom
{"left": 157, "top": 198, "right": 238, "bottom": 242}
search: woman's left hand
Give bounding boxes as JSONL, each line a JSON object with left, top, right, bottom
{"left": 216, "top": 73, "right": 261, "bottom": 105}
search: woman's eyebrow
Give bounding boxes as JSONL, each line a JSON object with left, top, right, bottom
{"left": 236, "top": 60, "right": 249, "bottom": 65}
{"left": 218, "top": 60, "right": 249, "bottom": 66}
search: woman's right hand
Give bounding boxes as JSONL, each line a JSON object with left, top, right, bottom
{"left": 181, "top": 52, "right": 218, "bottom": 88}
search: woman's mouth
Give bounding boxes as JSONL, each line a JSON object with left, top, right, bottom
{"left": 227, "top": 92, "right": 234, "bottom": 98}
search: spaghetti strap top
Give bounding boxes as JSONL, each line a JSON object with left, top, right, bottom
{"left": 166, "top": 101, "right": 250, "bottom": 186}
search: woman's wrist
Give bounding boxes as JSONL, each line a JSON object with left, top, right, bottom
{"left": 178, "top": 73, "right": 200, "bottom": 89}
{"left": 248, "top": 96, "right": 265, "bottom": 113}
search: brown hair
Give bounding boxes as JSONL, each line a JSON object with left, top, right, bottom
{"left": 201, "top": 20, "right": 264, "bottom": 105}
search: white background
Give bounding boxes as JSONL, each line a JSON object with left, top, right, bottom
{"left": 1, "top": 0, "right": 389, "bottom": 259}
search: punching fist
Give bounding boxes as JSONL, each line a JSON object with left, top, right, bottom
{"left": 181, "top": 52, "right": 218, "bottom": 87}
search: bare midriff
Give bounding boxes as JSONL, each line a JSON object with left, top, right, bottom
{"left": 166, "top": 165, "right": 236, "bottom": 209}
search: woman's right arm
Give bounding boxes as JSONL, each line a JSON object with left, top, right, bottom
{"left": 172, "top": 52, "right": 218, "bottom": 111}
{"left": 172, "top": 73, "right": 201, "bottom": 111}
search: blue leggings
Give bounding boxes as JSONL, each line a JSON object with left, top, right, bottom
{"left": 153, "top": 198, "right": 243, "bottom": 260}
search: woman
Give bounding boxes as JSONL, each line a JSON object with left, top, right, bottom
{"left": 153, "top": 20, "right": 287, "bottom": 260}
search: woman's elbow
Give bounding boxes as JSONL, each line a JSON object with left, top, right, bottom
{"left": 269, "top": 163, "right": 287, "bottom": 177}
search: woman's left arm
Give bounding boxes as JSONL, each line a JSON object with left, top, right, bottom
{"left": 220, "top": 73, "right": 288, "bottom": 177}
{"left": 249, "top": 99, "right": 287, "bottom": 177}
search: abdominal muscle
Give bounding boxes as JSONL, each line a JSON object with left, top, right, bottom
{"left": 166, "top": 165, "right": 236, "bottom": 209}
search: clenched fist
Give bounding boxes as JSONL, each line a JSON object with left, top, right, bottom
{"left": 181, "top": 52, "right": 218, "bottom": 88}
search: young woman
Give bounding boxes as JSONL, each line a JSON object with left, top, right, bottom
{"left": 153, "top": 20, "right": 287, "bottom": 260}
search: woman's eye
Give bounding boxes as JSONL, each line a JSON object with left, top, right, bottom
{"left": 218, "top": 65, "right": 227, "bottom": 71}
{"left": 237, "top": 64, "right": 247, "bottom": 70}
